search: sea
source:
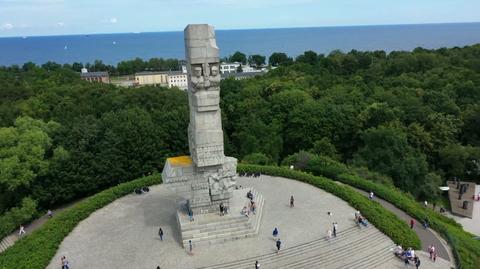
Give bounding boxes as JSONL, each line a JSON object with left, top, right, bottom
{"left": 1, "top": 23, "right": 480, "bottom": 66}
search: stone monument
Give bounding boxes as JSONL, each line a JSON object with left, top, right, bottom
{"left": 161, "top": 25, "right": 264, "bottom": 248}
{"left": 162, "top": 24, "right": 237, "bottom": 214}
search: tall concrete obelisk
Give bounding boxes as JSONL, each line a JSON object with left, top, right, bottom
{"left": 162, "top": 24, "right": 237, "bottom": 214}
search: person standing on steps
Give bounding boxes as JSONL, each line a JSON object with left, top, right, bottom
{"left": 327, "top": 229, "right": 332, "bottom": 242}
{"left": 188, "top": 210, "right": 194, "bottom": 222}
{"left": 276, "top": 238, "right": 282, "bottom": 253}
{"left": 255, "top": 260, "right": 260, "bottom": 269}
{"left": 333, "top": 222, "right": 338, "bottom": 237}
{"left": 290, "top": 195, "right": 294, "bottom": 208}
{"left": 189, "top": 240, "right": 193, "bottom": 254}
{"left": 158, "top": 227, "right": 164, "bottom": 241}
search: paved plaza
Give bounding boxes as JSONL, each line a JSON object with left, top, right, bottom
{"left": 47, "top": 176, "right": 449, "bottom": 269}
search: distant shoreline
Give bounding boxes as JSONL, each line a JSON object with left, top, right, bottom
{"left": 1, "top": 22, "right": 480, "bottom": 66}
{"left": 1, "top": 21, "right": 479, "bottom": 39}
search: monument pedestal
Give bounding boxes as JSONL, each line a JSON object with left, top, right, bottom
{"left": 176, "top": 187, "right": 265, "bottom": 248}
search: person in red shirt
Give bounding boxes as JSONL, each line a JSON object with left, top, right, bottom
{"left": 410, "top": 218, "right": 416, "bottom": 229}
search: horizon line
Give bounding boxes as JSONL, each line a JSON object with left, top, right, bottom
{"left": 1, "top": 21, "right": 479, "bottom": 39}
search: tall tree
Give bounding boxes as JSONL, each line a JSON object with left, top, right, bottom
{"left": 229, "top": 51, "right": 247, "bottom": 64}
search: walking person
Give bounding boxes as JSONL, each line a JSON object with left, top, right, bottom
{"left": 327, "top": 229, "right": 332, "bottom": 242}
{"left": 61, "top": 256, "right": 70, "bottom": 269}
{"left": 369, "top": 191, "right": 374, "bottom": 199}
{"left": 158, "top": 227, "right": 164, "bottom": 241}
{"left": 47, "top": 209, "right": 53, "bottom": 218}
{"left": 272, "top": 228, "right": 279, "bottom": 240}
{"left": 404, "top": 257, "right": 409, "bottom": 268}
{"left": 410, "top": 218, "right": 415, "bottom": 229}
{"left": 276, "top": 238, "right": 282, "bottom": 253}
{"left": 333, "top": 222, "right": 338, "bottom": 237}
{"left": 18, "top": 225, "right": 26, "bottom": 236}
{"left": 290, "top": 195, "right": 294, "bottom": 208}
{"left": 189, "top": 240, "right": 193, "bottom": 254}
{"left": 255, "top": 260, "right": 260, "bottom": 269}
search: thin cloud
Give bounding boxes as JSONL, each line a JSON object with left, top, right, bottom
{"left": 109, "top": 17, "right": 117, "bottom": 24}
{"left": 0, "top": 23, "right": 13, "bottom": 30}
{"left": 57, "top": 22, "right": 65, "bottom": 27}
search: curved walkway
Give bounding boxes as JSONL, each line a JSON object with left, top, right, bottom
{"left": 0, "top": 199, "right": 83, "bottom": 254}
{"left": 338, "top": 182, "right": 453, "bottom": 264}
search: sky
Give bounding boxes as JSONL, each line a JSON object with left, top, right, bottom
{"left": 0, "top": 0, "right": 479, "bottom": 37}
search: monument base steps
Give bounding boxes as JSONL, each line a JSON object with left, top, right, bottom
{"left": 199, "top": 225, "right": 396, "bottom": 269}
{"left": 177, "top": 188, "right": 264, "bottom": 248}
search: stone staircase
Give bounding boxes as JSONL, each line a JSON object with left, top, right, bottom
{"left": 0, "top": 235, "right": 17, "bottom": 254}
{"left": 197, "top": 225, "right": 397, "bottom": 269}
{"left": 179, "top": 188, "right": 265, "bottom": 248}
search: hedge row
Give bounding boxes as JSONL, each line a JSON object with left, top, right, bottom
{"left": 0, "top": 198, "right": 38, "bottom": 240}
{"left": 0, "top": 174, "right": 162, "bottom": 269}
{"left": 335, "top": 173, "right": 480, "bottom": 269}
{"left": 238, "top": 164, "right": 421, "bottom": 250}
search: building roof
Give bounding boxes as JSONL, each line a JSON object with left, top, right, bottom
{"left": 135, "top": 71, "right": 168, "bottom": 76}
{"left": 135, "top": 70, "right": 185, "bottom": 76}
{"left": 221, "top": 71, "right": 265, "bottom": 79}
{"left": 80, "top": 71, "right": 109, "bottom": 78}
{"left": 165, "top": 71, "right": 186, "bottom": 76}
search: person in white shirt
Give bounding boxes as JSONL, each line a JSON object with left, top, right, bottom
{"left": 18, "top": 225, "right": 26, "bottom": 236}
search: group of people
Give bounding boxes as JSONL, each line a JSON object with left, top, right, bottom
{"left": 18, "top": 209, "right": 54, "bottom": 237}
{"left": 394, "top": 245, "right": 421, "bottom": 268}
{"left": 238, "top": 172, "right": 261, "bottom": 177}
{"left": 241, "top": 190, "right": 257, "bottom": 217}
{"left": 354, "top": 210, "right": 368, "bottom": 227}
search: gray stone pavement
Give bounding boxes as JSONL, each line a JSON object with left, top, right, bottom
{"left": 47, "top": 175, "right": 408, "bottom": 269}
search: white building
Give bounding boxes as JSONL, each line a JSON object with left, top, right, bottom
{"left": 220, "top": 62, "right": 241, "bottom": 74}
{"left": 167, "top": 71, "right": 188, "bottom": 91}
{"left": 220, "top": 62, "right": 264, "bottom": 74}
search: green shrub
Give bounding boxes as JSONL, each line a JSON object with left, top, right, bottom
{"left": 0, "top": 174, "right": 162, "bottom": 269}
{"left": 306, "top": 155, "right": 349, "bottom": 179}
{"left": 0, "top": 198, "right": 38, "bottom": 239}
{"left": 242, "top": 152, "right": 274, "bottom": 165}
{"left": 238, "top": 164, "right": 421, "bottom": 250}
{"left": 280, "top": 150, "right": 315, "bottom": 170}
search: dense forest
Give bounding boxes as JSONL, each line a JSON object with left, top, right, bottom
{"left": 0, "top": 45, "right": 479, "bottom": 233}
